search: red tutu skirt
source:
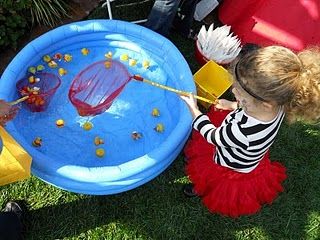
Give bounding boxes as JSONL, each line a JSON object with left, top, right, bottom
{"left": 184, "top": 108, "right": 287, "bottom": 218}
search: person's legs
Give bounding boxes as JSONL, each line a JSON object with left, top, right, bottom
{"left": 0, "top": 201, "right": 24, "bottom": 240}
{"left": 144, "top": 0, "right": 181, "bottom": 36}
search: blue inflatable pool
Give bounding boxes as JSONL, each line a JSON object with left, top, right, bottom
{"left": 0, "top": 20, "right": 195, "bottom": 195}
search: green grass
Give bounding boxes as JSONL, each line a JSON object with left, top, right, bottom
{"left": 1, "top": 2, "right": 320, "bottom": 239}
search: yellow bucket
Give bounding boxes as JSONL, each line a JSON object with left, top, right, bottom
{"left": 193, "top": 60, "right": 233, "bottom": 109}
{"left": 0, "top": 126, "right": 32, "bottom": 186}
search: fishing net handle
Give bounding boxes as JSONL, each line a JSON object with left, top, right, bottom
{"left": 132, "top": 75, "right": 217, "bottom": 105}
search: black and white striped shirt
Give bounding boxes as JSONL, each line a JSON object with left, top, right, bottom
{"left": 192, "top": 107, "right": 285, "bottom": 173}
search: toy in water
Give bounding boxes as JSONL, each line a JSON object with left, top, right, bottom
{"left": 151, "top": 108, "right": 160, "bottom": 117}
{"left": 48, "top": 60, "right": 58, "bottom": 68}
{"left": 120, "top": 54, "right": 129, "bottom": 61}
{"left": 95, "top": 148, "right": 105, "bottom": 158}
{"left": 53, "top": 53, "right": 63, "bottom": 61}
{"left": 129, "top": 59, "right": 137, "bottom": 66}
{"left": 82, "top": 121, "right": 93, "bottom": 131}
{"left": 69, "top": 60, "right": 216, "bottom": 117}
{"left": 105, "top": 51, "right": 112, "bottom": 59}
{"left": 56, "top": 119, "right": 65, "bottom": 128}
{"left": 16, "top": 72, "right": 61, "bottom": 112}
{"left": 131, "top": 131, "right": 142, "bottom": 140}
{"left": 142, "top": 60, "right": 150, "bottom": 69}
{"left": 64, "top": 54, "right": 72, "bottom": 62}
{"left": 28, "top": 76, "right": 36, "bottom": 84}
{"left": 43, "top": 55, "right": 51, "bottom": 63}
{"left": 94, "top": 136, "right": 104, "bottom": 145}
{"left": 58, "top": 68, "right": 67, "bottom": 76}
{"left": 81, "top": 48, "right": 89, "bottom": 55}
{"left": 104, "top": 61, "right": 112, "bottom": 69}
{"left": 28, "top": 67, "right": 36, "bottom": 74}
{"left": 37, "top": 65, "right": 45, "bottom": 72}
{"left": 32, "top": 137, "right": 42, "bottom": 147}
{"left": 154, "top": 123, "right": 164, "bottom": 132}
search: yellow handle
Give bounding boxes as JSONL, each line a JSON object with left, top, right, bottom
{"left": 141, "top": 78, "right": 218, "bottom": 105}
{"left": 9, "top": 96, "right": 29, "bottom": 105}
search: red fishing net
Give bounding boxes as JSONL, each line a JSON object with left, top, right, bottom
{"left": 16, "top": 72, "right": 61, "bottom": 112}
{"left": 69, "top": 60, "right": 132, "bottom": 116}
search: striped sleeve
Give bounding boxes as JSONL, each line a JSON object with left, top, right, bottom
{"left": 215, "top": 122, "right": 249, "bottom": 149}
{"left": 192, "top": 114, "right": 217, "bottom": 145}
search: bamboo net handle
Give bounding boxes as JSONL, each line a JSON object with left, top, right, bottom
{"left": 132, "top": 75, "right": 218, "bottom": 105}
{"left": 9, "top": 96, "right": 29, "bottom": 105}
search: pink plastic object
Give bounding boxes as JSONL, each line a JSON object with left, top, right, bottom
{"left": 69, "top": 60, "right": 131, "bottom": 116}
{"left": 16, "top": 72, "right": 61, "bottom": 112}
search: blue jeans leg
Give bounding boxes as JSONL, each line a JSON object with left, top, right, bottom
{"left": 145, "top": 0, "right": 181, "bottom": 36}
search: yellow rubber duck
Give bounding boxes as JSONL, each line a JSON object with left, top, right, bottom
{"left": 48, "top": 60, "right": 58, "bottom": 68}
{"left": 120, "top": 54, "right": 129, "bottom": 61}
{"left": 142, "top": 60, "right": 150, "bottom": 69}
{"left": 81, "top": 48, "right": 89, "bottom": 56}
{"left": 64, "top": 54, "right": 72, "bottom": 62}
{"left": 96, "top": 148, "right": 105, "bottom": 158}
{"left": 43, "top": 55, "right": 51, "bottom": 63}
{"left": 28, "top": 76, "right": 36, "bottom": 84}
{"left": 56, "top": 119, "right": 65, "bottom": 128}
{"left": 94, "top": 136, "right": 104, "bottom": 146}
{"left": 104, "top": 61, "right": 112, "bottom": 69}
{"left": 58, "top": 68, "right": 67, "bottom": 76}
{"left": 105, "top": 51, "right": 113, "bottom": 59}
{"left": 151, "top": 108, "right": 160, "bottom": 117}
{"left": 129, "top": 59, "right": 137, "bottom": 66}
{"left": 154, "top": 123, "right": 164, "bottom": 133}
{"left": 83, "top": 122, "right": 93, "bottom": 131}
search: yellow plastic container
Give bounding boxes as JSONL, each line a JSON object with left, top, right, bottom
{"left": 0, "top": 126, "right": 32, "bottom": 186}
{"left": 193, "top": 60, "right": 233, "bottom": 109}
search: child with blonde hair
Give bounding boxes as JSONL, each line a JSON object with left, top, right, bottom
{"left": 181, "top": 46, "right": 320, "bottom": 218}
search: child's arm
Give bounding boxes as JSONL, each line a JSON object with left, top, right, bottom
{"left": 0, "top": 100, "right": 19, "bottom": 126}
{"left": 215, "top": 99, "right": 238, "bottom": 110}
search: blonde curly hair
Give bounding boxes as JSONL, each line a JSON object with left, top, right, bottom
{"left": 235, "top": 46, "right": 320, "bottom": 123}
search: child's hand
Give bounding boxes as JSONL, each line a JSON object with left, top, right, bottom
{"left": 180, "top": 93, "right": 202, "bottom": 119}
{"left": 215, "top": 99, "right": 238, "bottom": 110}
{"left": 0, "top": 100, "right": 19, "bottom": 126}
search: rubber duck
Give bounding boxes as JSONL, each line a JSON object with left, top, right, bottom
{"left": 56, "top": 119, "right": 64, "bottom": 128}
{"left": 28, "top": 76, "right": 36, "bottom": 84}
{"left": 58, "top": 68, "right": 67, "bottom": 76}
{"left": 94, "top": 136, "right": 104, "bottom": 145}
{"left": 28, "top": 66, "right": 36, "bottom": 74}
{"left": 43, "top": 55, "right": 51, "bottom": 63}
{"left": 81, "top": 48, "right": 89, "bottom": 56}
{"left": 131, "top": 131, "right": 142, "bottom": 140}
{"left": 96, "top": 148, "right": 105, "bottom": 158}
{"left": 104, "top": 61, "right": 112, "bottom": 69}
{"left": 82, "top": 121, "right": 93, "bottom": 131}
{"left": 142, "top": 60, "right": 150, "bottom": 69}
{"left": 48, "top": 60, "right": 58, "bottom": 68}
{"left": 129, "top": 59, "right": 137, "bottom": 66}
{"left": 105, "top": 51, "right": 113, "bottom": 59}
{"left": 63, "top": 54, "right": 72, "bottom": 62}
{"left": 151, "top": 108, "right": 160, "bottom": 117}
{"left": 120, "top": 54, "right": 129, "bottom": 61}
{"left": 36, "top": 65, "right": 45, "bottom": 71}
{"left": 32, "top": 137, "right": 42, "bottom": 147}
{"left": 154, "top": 123, "right": 164, "bottom": 132}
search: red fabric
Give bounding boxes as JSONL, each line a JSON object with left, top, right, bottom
{"left": 219, "top": 0, "right": 320, "bottom": 51}
{"left": 184, "top": 108, "right": 287, "bottom": 218}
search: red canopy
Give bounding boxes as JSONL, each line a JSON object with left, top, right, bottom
{"left": 219, "top": 0, "right": 320, "bottom": 50}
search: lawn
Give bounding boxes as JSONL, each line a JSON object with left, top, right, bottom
{"left": 1, "top": 2, "right": 320, "bottom": 240}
